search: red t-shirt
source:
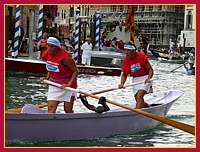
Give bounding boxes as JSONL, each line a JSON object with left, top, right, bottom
{"left": 40, "top": 39, "right": 48, "bottom": 52}
{"left": 42, "top": 48, "right": 77, "bottom": 88}
{"left": 122, "top": 52, "right": 148, "bottom": 77}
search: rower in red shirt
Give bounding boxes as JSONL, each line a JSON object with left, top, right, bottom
{"left": 40, "top": 36, "right": 79, "bottom": 113}
{"left": 37, "top": 32, "right": 48, "bottom": 59}
{"left": 118, "top": 43, "right": 154, "bottom": 109}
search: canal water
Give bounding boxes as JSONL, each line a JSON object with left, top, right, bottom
{"left": 5, "top": 58, "right": 195, "bottom": 147}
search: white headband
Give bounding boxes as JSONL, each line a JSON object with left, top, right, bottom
{"left": 47, "top": 37, "right": 61, "bottom": 47}
{"left": 124, "top": 45, "right": 136, "bottom": 50}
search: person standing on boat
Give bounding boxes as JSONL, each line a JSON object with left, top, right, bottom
{"left": 168, "top": 47, "right": 174, "bottom": 60}
{"left": 37, "top": 32, "right": 48, "bottom": 59}
{"left": 188, "top": 48, "right": 195, "bottom": 70}
{"left": 118, "top": 43, "right": 154, "bottom": 109}
{"left": 141, "top": 42, "right": 148, "bottom": 56}
{"left": 110, "top": 37, "right": 118, "bottom": 50}
{"left": 40, "top": 36, "right": 79, "bottom": 113}
{"left": 81, "top": 37, "right": 93, "bottom": 65}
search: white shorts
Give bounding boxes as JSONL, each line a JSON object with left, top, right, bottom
{"left": 132, "top": 75, "right": 153, "bottom": 96}
{"left": 47, "top": 85, "right": 77, "bottom": 102}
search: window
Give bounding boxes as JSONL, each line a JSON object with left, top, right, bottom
{"left": 119, "top": 5, "right": 123, "bottom": 12}
{"left": 149, "top": 6, "right": 153, "bottom": 11}
{"left": 61, "top": 9, "right": 66, "bottom": 20}
{"left": 140, "top": 5, "right": 145, "bottom": 11}
{"left": 134, "top": 5, "right": 138, "bottom": 12}
{"left": 186, "top": 11, "right": 193, "bottom": 29}
{"left": 111, "top": 5, "right": 117, "bottom": 12}
{"left": 158, "top": 5, "right": 162, "bottom": 11}
{"left": 70, "top": 6, "right": 74, "bottom": 17}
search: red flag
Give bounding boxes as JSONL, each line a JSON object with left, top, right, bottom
{"left": 126, "top": 5, "right": 134, "bottom": 41}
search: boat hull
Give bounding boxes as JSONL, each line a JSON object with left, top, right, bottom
{"left": 5, "top": 58, "right": 122, "bottom": 76}
{"left": 150, "top": 49, "right": 186, "bottom": 63}
{"left": 150, "top": 49, "right": 167, "bottom": 59}
{"left": 5, "top": 91, "right": 184, "bottom": 142}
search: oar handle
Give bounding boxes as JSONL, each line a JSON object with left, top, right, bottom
{"left": 123, "top": 77, "right": 158, "bottom": 88}
{"left": 43, "top": 78, "right": 158, "bottom": 93}
{"left": 43, "top": 80, "right": 80, "bottom": 92}
{"left": 109, "top": 77, "right": 158, "bottom": 90}
{"left": 83, "top": 78, "right": 159, "bottom": 95}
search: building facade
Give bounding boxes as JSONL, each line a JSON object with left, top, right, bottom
{"left": 6, "top": 5, "right": 190, "bottom": 57}
{"left": 178, "top": 5, "right": 195, "bottom": 50}
{"left": 79, "top": 5, "right": 185, "bottom": 49}
{"left": 134, "top": 5, "right": 185, "bottom": 49}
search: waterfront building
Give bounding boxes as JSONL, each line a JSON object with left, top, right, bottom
{"left": 177, "top": 5, "right": 195, "bottom": 51}
{"left": 6, "top": 5, "right": 191, "bottom": 57}
{"left": 134, "top": 5, "right": 185, "bottom": 49}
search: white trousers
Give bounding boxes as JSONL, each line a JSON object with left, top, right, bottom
{"left": 82, "top": 56, "right": 91, "bottom": 65}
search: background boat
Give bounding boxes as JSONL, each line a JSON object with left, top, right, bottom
{"left": 91, "top": 46, "right": 125, "bottom": 67}
{"left": 150, "top": 49, "right": 189, "bottom": 64}
{"left": 5, "top": 58, "right": 122, "bottom": 76}
{"left": 157, "top": 57, "right": 187, "bottom": 64}
{"left": 62, "top": 43, "right": 125, "bottom": 67}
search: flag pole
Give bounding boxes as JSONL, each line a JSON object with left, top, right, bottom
{"left": 125, "top": 5, "right": 134, "bottom": 41}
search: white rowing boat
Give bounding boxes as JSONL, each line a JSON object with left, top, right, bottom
{"left": 5, "top": 91, "right": 184, "bottom": 142}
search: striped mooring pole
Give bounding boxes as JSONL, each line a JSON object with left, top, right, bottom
{"left": 13, "top": 5, "right": 20, "bottom": 58}
{"left": 37, "top": 5, "right": 43, "bottom": 59}
{"left": 38, "top": 5, "right": 43, "bottom": 42}
{"left": 94, "top": 11, "right": 100, "bottom": 48}
{"left": 8, "top": 40, "right": 13, "bottom": 53}
{"left": 74, "top": 9, "right": 80, "bottom": 62}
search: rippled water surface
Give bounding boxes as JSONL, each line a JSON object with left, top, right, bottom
{"left": 5, "top": 58, "right": 195, "bottom": 147}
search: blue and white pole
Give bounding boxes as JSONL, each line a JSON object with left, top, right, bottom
{"left": 37, "top": 5, "right": 43, "bottom": 59}
{"left": 74, "top": 9, "right": 80, "bottom": 62}
{"left": 94, "top": 11, "right": 100, "bottom": 48}
{"left": 38, "top": 5, "right": 43, "bottom": 43}
{"left": 13, "top": 5, "right": 20, "bottom": 58}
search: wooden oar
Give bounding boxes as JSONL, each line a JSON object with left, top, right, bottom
{"left": 89, "top": 77, "right": 158, "bottom": 95}
{"left": 170, "top": 61, "right": 188, "bottom": 72}
{"left": 6, "top": 78, "right": 158, "bottom": 113}
{"left": 43, "top": 80, "right": 195, "bottom": 135}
